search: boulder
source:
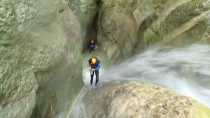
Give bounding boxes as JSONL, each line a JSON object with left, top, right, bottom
{"left": 83, "top": 81, "right": 210, "bottom": 118}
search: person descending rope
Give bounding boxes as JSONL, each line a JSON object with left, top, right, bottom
{"left": 88, "top": 39, "right": 96, "bottom": 53}
{"left": 88, "top": 56, "right": 101, "bottom": 87}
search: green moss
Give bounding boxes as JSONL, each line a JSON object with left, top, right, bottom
{"left": 152, "top": 0, "right": 169, "bottom": 12}
{"left": 143, "top": 29, "right": 163, "bottom": 46}
{"left": 193, "top": 102, "right": 210, "bottom": 118}
{"left": 162, "top": 0, "right": 204, "bottom": 35}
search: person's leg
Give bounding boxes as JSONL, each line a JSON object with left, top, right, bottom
{"left": 95, "top": 70, "right": 99, "bottom": 86}
{"left": 90, "top": 71, "right": 94, "bottom": 85}
{"left": 89, "top": 47, "right": 92, "bottom": 53}
{"left": 90, "top": 47, "right": 94, "bottom": 53}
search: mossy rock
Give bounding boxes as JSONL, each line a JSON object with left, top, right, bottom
{"left": 77, "top": 81, "right": 210, "bottom": 118}
{"left": 98, "top": 0, "right": 210, "bottom": 62}
{"left": 193, "top": 102, "right": 210, "bottom": 118}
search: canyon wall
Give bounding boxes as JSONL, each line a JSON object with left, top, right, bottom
{"left": 97, "top": 0, "right": 210, "bottom": 62}
{"left": 0, "top": 0, "right": 83, "bottom": 118}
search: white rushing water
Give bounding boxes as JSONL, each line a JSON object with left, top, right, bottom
{"left": 71, "top": 44, "right": 210, "bottom": 118}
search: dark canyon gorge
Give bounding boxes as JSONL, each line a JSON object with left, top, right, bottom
{"left": 0, "top": 0, "right": 210, "bottom": 118}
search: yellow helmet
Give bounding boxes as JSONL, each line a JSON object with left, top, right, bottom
{"left": 91, "top": 57, "right": 97, "bottom": 64}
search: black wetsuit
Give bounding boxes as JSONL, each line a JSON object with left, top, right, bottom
{"left": 88, "top": 58, "right": 101, "bottom": 86}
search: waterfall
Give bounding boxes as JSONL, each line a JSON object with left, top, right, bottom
{"left": 71, "top": 44, "right": 210, "bottom": 118}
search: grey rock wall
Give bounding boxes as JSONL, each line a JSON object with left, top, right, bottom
{"left": 97, "top": 0, "right": 210, "bottom": 63}
{"left": 0, "top": 0, "right": 83, "bottom": 118}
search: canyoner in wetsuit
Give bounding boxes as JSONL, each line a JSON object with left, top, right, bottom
{"left": 88, "top": 39, "right": 96, "bottom": 53}
{"left": 89, "top": 57, "right": 101, "bottom": 87}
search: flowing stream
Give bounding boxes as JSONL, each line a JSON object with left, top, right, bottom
{"left": 70, "top": 44, "right": 210, "bottom": 118}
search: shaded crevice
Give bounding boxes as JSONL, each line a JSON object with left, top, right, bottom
{"left": 133, "top": 14, "right": 158, "bottom": 52}
{"left": 83, "top": 0, "right": 101, "bottom": 53}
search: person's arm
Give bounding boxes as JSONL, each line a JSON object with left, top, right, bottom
{"left": 88, "top": 59, "right": 91, "bottom": 66}
{"left": 96, "top": 63, "right": 101, "bottom": 70}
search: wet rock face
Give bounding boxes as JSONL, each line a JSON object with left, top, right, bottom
{"left": 98, "top": 0, "right": 210, "bottom": 62}
{"left": 69, "top": 0, "right": 100, "bottom": 51}
{"left": 69, "top": 0, "right": 99, "bottom": 31}
{"left": 0, "top": 0, "right": 83, "bottom": 118}
{"left": 83, "top": 81, "right": 210, "bottom": 118}
{"left": 98, "top": 0, "right": 138, "bottom": 62}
